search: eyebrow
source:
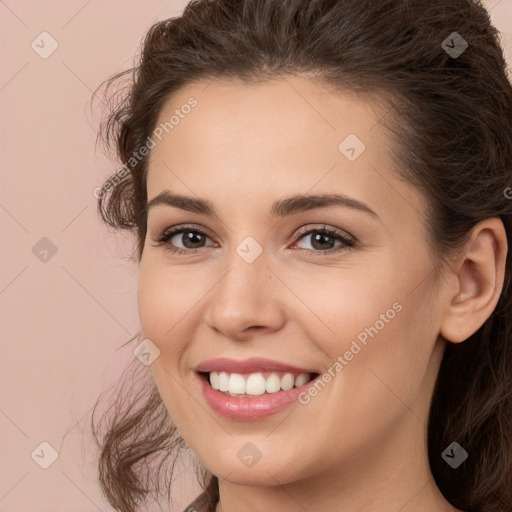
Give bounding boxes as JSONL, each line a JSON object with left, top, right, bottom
{"left": 147, "top": 190, "right": 380, "bottom": 221}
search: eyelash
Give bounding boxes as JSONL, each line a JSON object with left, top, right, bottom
{"left": 151, "top": 224, "right": 356, "bottom": 256}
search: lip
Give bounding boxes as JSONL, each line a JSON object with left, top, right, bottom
{"left": 195, "top": 357, "right": 318, "bottom": 375}
{"left": 195, "top": 358, "right": 320, "bottom": 420}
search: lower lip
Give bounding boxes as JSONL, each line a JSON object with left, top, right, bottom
{"left": 197, "top": 372, "right": 319, "bottom": 420}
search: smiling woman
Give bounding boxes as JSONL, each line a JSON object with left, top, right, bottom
{"left": 90, "top": 1, "right": 512, "bottom": 512}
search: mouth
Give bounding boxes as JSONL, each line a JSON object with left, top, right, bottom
{"left": 198, "top": 370, "right": 320, "bottom": 397}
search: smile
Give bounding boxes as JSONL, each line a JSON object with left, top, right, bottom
{"left": 206, "top": 370, "right": 315, "bottom": 396}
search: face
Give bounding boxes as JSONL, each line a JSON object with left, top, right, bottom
{"left": 138, "top": 75, "right": 447, "bottom": 489}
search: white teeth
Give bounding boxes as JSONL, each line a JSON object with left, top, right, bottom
{"left": 245, "top": 373, "right": 266, "bottom": 395}
{"left": 265, "top": 373, "right": 281, "bottom": 393}
{"left": 228, "top": 373, "right": 246, "bottom": 394}
{"left": 208, "top": 371, "right": 313, "bottom": 396}
{"left": 218, "top": 371, "right": 229, "bottom": 392}
{"left": 294, "top": 373, "right": 309, "bottom": 387}
{"left": 210, "top": 371, "right": 220, "bottom": 390}
{"left": 280, "top": 373, "right": 294, "bottom": 391}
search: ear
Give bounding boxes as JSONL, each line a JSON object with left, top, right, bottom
{"left": 440, "top": 217, "right": 508, "bottom": 344}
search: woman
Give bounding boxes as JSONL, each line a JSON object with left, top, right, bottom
{"left": 91, "top": 1, "right": 512, "bottom": 511}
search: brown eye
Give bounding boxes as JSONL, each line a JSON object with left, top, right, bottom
{"left": 292, "top": 226, "right": 355, "bottom": 254}
{"left": 172, "top": 229, "right": 208, "bottom": 249}
{"left": 151, "top": 225, "right": 215, "bottom": 255}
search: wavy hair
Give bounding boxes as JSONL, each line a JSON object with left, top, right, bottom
{"left": 90, "top": 1, "right": 512, "bottom": 511}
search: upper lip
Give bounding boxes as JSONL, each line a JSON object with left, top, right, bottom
{"left": 196, "top": 357, "right": 318, "bottom": 375}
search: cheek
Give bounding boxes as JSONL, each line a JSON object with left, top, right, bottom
{"left": 297, "top": 267, "right": 404, "bottom": 356}
{"left": 138, "top": 277, "right": 170, "bottom": 345}
{"left": 304, "top": 261, "right": 438, "bottom": 408}
{"left": 137, "top": 260, "right": 204, "bottom": 429}
{"left": 137, "top": 255, "right": 196, "bottom": 342}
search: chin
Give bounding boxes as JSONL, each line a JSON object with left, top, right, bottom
{"left": 214, "top": 465, "right": 297, "bottom": 486}
{"left": 201, "top": 449, "right": 309, "bottom": 487}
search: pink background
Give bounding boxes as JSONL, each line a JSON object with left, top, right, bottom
{"left": 1, "top": 1, "right": 511, "bottom": 511}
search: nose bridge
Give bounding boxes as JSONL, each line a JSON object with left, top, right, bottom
{"left": 204, "top": 244, "right": 285, "bottom": 338}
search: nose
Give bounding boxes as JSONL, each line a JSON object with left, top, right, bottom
{"left": 203, "top": 251, "right": 286, "bottom": 341}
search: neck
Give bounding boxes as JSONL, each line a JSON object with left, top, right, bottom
{"left": 215, "top": 414, "right": 460, "bottom": 512}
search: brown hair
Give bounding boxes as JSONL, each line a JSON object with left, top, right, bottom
{"left": 90, "top": 0, "right": 512, "bottom": 511}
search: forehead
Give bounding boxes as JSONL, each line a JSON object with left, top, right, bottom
{"left": 150, "top": 76, "right": 385, "bottom": 164}
{"left": 146, "top": 76, "right": 426, "bottom": 227}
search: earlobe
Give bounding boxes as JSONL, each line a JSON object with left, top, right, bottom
{"left": 439, "top": 218, "right": 508, "bottom": 344}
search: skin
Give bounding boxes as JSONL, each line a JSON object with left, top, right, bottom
{"left": 137, "top": 75, "right": 507, "bottom": 512}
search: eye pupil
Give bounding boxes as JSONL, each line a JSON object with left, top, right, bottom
{"left": 312, "top": 232, "right": 335, "bottom": 250}
{"left": 184, "top": 231, "right": 204, "bottom": 248}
